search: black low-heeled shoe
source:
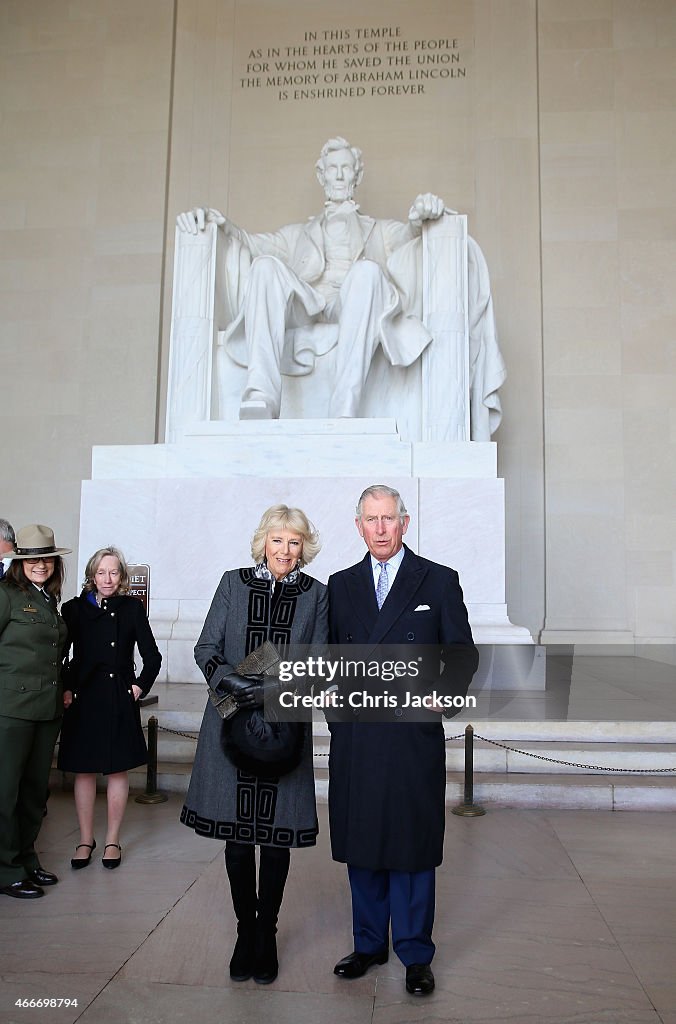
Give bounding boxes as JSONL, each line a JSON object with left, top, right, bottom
{"left": 71, "top": 841, "right": 96, "bottom": 869}
{"left": 102, "top": 844, "right": 122, "bottom": 869}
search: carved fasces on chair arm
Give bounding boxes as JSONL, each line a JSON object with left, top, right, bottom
{"left": 420, "top": 209, "right": 470, "bottom": 442}
{"left": 165, "top": 220, "right": 221, "bottom": 440}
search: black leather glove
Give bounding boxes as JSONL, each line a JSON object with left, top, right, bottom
{"left": 217, "top": 672, "right": 262, "bottom": 708}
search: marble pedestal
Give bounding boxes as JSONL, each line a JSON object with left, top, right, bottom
{"left": 79, "top": 419, "right": 535, "bottom": 685}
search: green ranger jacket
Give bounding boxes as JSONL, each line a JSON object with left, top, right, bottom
{"left": 0, "top": 579, "right": 68, "bottom": 721}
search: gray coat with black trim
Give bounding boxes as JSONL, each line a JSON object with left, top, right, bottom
{"left": 182, "top": 568, "right": 328, "bottom": 847}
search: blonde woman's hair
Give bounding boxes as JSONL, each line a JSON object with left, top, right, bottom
{"left": 250, "top": 505, "right": 321, "bottom": 568}
{"left": 83, "top": 546, "right": 130, "bottom": 595}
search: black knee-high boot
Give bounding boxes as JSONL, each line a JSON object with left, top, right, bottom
{"left": 225, "top": 842, "right": 257, "bottom": 981}
{"left": 254, "top": 845, "right": 290, "bottom": 984}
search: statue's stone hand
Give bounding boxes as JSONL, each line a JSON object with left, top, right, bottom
{"left": 408, "top": 193, "right": 446, "bottom": 227}
{"left": 176, "top": 208, "right": 205, "bottom": 234}
{"left": 176, "top": 207, "right": 227, "bottom": 234}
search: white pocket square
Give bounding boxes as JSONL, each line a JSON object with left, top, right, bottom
{"left": 414, "top": 604, "right": 431, "bottom": 611}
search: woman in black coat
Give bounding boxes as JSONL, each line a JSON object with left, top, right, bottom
{"left": 58, "top": 547, "right": 161, "bottom": 869}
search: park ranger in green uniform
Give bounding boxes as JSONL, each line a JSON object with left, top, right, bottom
{"left": 0, "top": 525, "right": 70, "bottom": 899}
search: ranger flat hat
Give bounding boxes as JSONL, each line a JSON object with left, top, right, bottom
{"left": 9, "top": 524, "right": 72, "bottom": 559}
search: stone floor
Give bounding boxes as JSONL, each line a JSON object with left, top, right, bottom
{"left": 2, "top": 793, "right": 676, "bottom": 1024}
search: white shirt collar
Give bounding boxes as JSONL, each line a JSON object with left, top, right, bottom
{"left": 369, "top": 545, "right": 406, "bottom": 591}
{"left": 370, "top": 545, "right": 405, "bottom": 572}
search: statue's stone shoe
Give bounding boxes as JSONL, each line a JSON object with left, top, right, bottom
{"left": 239, "top": 394, "right": 275, "bottom": 419}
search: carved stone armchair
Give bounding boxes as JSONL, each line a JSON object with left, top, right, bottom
{"left": 165, "top": 213, "right": 470, "bottom": 443}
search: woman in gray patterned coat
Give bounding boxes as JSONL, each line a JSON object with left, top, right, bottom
{"left": 181, "top": 505, "right": 327, "bottom": 985}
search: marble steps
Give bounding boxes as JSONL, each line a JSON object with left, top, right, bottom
{"left": 139, "top": 701, "right": 676, "bottom": 744}
{"left": 138, "top": 706, "right": 676, "bottom": 768}
{"left": 50, "top": 695, "right": 676, "bottom": 808}
{"left": 122, "top": 717, "right": 676, "bottom": 810}
{"left": 142, "top": 730, "right": 676, "bottom": 773}
{"left": 135, "top": 730, "right": 676, "bottom": 776}
{"left": 112, "top": 762, "right": 676, "bottom": 812}
{"left": 466, "top": 773, "right": 676, "bottom": 810}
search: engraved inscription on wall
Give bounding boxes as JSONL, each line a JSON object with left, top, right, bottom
{"left": 240, "top": 26, "right": 466, "bottom": 101}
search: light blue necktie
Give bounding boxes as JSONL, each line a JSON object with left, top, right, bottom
{"left": 376, "top": 561, "right": 389, "bottom": 610}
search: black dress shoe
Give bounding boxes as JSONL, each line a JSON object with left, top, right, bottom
{"left": 0, "top": 879, "right": 45, "bottom": 899}
{"left": 29, "top": 868, "right": 58, "bottom": 886}
{"left": 334, "top": 948, "right": 389, "bottom": 979}
{"left": 405, "top": 963, "right": 435, "bottom": 995}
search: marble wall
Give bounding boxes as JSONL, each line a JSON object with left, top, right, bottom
{"left": 161, "top": 0, "right": 545, "bottom": 635}
{"left": 0, "top": 0, "right": 174, "bottom": 557}
{"left": 538, "top": 0, "right": 676, "bottom": 643}
{"left": 1, "top": 0, "right": 674, "bottom": 645}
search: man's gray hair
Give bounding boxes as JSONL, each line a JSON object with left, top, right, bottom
{"left": 0, "top": 518, "right": 15, "bottom": 545}
{"left": 355, "top": 485, "right": 408, "bottom": 521}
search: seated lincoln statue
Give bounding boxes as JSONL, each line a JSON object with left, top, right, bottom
{"left": 176, "top": 136, "right": 505, "bottom": 438}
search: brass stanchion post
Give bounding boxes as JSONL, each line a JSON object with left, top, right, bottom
{"left": 135, "top": 715, "right": 168, "bottom": 804}
{"left": 452, "top": 724, "right": 486, "bottom": 817}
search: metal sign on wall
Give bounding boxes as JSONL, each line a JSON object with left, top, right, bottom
{"left": 127, "top": 564, "right": 150, "bottom": 614}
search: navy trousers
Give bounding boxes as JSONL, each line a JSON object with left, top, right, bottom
{"left": 348, "top": 865, "right": 436, "bottom": 966}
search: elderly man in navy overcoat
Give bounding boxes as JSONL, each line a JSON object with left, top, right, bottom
{"left": 327, "top": 484, "right": 478, "bottom": 996}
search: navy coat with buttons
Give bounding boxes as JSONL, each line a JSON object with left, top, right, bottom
{"left": 57, "top": 592, "right": 161, "bottom": 775}
{"left": 327, "top": 546, "right": 478, "bottom": 872}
